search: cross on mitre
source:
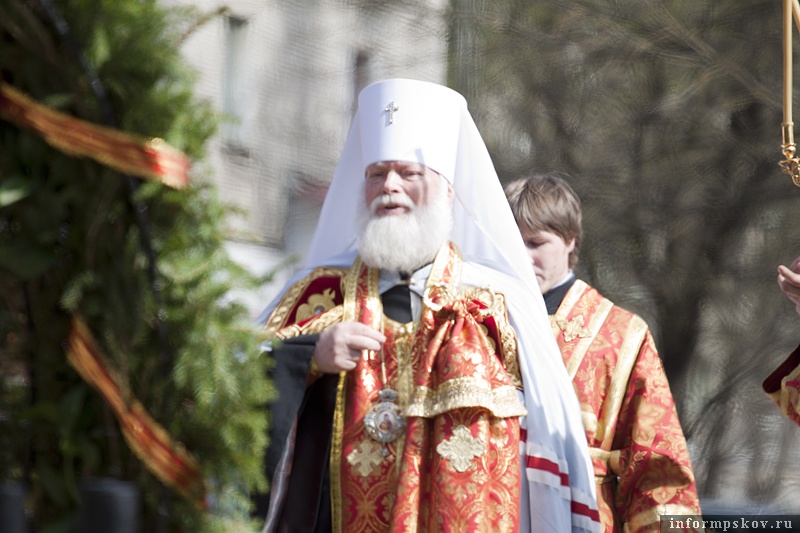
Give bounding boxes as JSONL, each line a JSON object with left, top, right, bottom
{"left": 384, "top": 101, "right": 399, "bottom": 124}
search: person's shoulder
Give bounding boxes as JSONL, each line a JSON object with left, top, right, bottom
{"left": 301, "top": 265, "right": 349, "bottom": 283}
{"left": 268, "top": 267, "right": 348, "bottom": 328}
{"left": 574, "top": 279, "right": 647, "bottom": 328}
{"left": 283, "top": 266, "right": 347, "bottom": 301}
{"left": 283, "top": 250, "right": 356, "bottom": 296}
{"left": 256, "top": 250, "right": 357, "bottom": 326}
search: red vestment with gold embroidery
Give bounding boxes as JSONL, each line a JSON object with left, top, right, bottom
{"left": 550, "top": 280, "right": 701, "bottom": 533}
{"left": 264, "top": 244, "right": 524, "bottom": 532}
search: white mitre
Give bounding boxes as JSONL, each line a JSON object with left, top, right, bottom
{"left": 355, "top": 78, "right": 462, "bottom": 183}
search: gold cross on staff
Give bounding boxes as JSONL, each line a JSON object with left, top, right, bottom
{"left": 384, "top": 101, "right": 399, "bottom": 124}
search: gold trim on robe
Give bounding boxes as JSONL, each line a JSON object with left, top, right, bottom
{"left": 264, "top": 243, "right": 525, "bottom": 532}
{"left": 552, "top": 280, "right": 701, "bottom": 533}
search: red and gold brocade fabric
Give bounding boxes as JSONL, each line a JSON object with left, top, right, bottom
{"left": 550, "top": 280, "right": 700, "bottom": 533}
{"left": 264, "top": 243, "right": 525, "bottom": 532}
{"left": 763, "top": 344, "right": 800, "bottom": 426}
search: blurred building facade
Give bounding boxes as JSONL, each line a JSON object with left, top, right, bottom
{"left": 163, "top": 0, "right": 449, "bottom": 315}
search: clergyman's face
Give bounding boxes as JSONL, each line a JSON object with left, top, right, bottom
{"left": 357, "top": 160, "right": 454, "bottom": 272}
{"left": 519, "top": 227, "right": 575, "bottom": 294}
{"left": 364, "top": 160, "right": 449, "bottom": 215}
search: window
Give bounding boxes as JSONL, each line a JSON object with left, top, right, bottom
{"left": 222, "top": 15, "right": 248, "bottom": 145}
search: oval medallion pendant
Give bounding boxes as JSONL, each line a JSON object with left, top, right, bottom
{"left": 364, "top": 388, "right": 406, "bottom": 456}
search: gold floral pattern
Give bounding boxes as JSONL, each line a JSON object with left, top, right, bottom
{"left": 437, "top": 425, "right": 486, "bottom": 472}
{"left": 275, "top": 305, "right": 343, "bottom": 340}
{"left": 268, "top": 243, "right": 522, "bottom": 532}
{"left": 296, "top": 288, "right": 337, "bottom": 322}
{"left": 405, "top": 379, "right": 525, "bottom": 418}
{"left": 468, "top": 289, "right": 522, "bottom": 390}
{"left": 554, "top": 280, "right": 700, "bottom": 533}
{"left": 263, "top": 266, "right": 344, "bottom": 335}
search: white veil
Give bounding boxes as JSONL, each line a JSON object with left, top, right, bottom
{"left": 264, "top": 79, "right": 599, "bottom": 532}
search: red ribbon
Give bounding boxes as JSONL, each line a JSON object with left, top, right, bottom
{"left": 0, "top": 83, "right": 190, "bottom": 189}
{"left": 66, "top": 316, "right": 207, "bottom": 508}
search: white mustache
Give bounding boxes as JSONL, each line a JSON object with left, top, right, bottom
{"left": 370, "top": 193, "right": 414, "bottom": 214}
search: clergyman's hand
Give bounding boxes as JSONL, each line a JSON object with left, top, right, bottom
{"left": 777, "top": 255, "right": 800, "bottom": 316}
{"left": 313, "top": 322, "right": 386, "bottom": 373}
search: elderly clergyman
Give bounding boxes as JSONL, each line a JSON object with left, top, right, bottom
{"left": 257, "top": 79, "right": 600, "bottom": 533}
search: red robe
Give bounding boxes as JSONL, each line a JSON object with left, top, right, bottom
{"left": 550, "top": 280, "right": 700, "bottom": 533}
{"left": 264, "top": 243, "right": 525, "bottom": 532}
{"left": 762, "top": 344, "right": 800, "bottom": 426}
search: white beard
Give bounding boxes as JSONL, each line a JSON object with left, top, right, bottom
{"left": 357, "top": 189, "right": 454, "bottom": 273}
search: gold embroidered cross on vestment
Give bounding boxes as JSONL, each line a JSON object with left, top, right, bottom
{"left": 436, "top": 425, "right": 486, "bottom": 472}
{"left": 347, "top": 439, "right": 384, "bottom": 477}
{"left": 554, "top": 315, "right": 592, "bottom": 342}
